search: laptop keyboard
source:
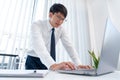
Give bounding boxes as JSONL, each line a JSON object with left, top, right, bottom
{"left": 76, "top": 68, "right": 95, "bottom": 71}
{"left": 63, "top": 67, "right": 95, "bottom": 71}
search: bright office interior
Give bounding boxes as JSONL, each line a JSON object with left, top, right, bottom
{"left": 0, "top": 0, "right": 120, "bottom": 70}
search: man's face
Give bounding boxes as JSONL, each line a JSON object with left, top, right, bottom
{"left": 49, "top": 12, "right": 65, "bottom": 28}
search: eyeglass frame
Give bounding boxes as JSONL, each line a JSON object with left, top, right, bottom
{"left": 54, "top": 13, "right": 67, "bottom": 22}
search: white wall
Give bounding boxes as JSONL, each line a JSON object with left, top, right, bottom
{"left": 87, "top": 0, "right": 120, "bottom": 70}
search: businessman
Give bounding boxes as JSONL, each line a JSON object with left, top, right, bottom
{"left": 25, "top": 3, "right": 91, "bottom": 70}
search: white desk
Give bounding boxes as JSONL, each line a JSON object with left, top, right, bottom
{"left": 0, "top": 71, "right": 120, "bottom": 80}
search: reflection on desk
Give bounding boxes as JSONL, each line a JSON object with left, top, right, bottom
{"left": 0, "top": 71, "right": 120, "bottom": 80}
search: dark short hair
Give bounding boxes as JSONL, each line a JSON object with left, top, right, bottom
{"left": 49, "top": 3, "right": 67, "bottom": 18}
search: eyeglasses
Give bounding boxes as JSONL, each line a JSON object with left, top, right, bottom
{"left": 54, "top": 14, "right": 67, "bottom": 22}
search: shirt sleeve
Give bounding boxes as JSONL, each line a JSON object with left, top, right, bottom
{"left": 60, "top": 28, "right": 82, "bottom": 66}
{"left": 30, "top": 21, "right": 55, "bottom": 68}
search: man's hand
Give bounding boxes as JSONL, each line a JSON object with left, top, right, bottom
{"left": 49, "top": 62, "right": 76, "bottom": 71}
{"left": 49, "top": 62, "right": 92, "bottom": 71}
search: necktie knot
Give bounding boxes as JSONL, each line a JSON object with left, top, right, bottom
{"left": 52, "top": 28, "right": 55, "bottom": 32}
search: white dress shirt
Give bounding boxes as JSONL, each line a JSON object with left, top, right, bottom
{"left": 27, "top": 20, "right": 81, "bottom": 68}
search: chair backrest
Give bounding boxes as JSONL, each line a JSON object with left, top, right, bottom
{"left": 0, "top": 53, "right": 19, "bottom": 69}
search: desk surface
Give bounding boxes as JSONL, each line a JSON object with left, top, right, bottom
{"left": 0, "top": 71, "right": 120, "bottom": 80}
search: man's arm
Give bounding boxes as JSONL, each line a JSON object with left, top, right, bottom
{"left": 60, "top": 28, "right": 82, "bottom": 65}
{"left": 60, "top": 28, "right": 92, "bottom": 69}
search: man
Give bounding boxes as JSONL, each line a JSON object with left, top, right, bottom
{"left": 25, "top": 3, "right": 90, "bottom": 70}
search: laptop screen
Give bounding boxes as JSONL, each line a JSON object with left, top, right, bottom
{"left": 97, "top": 18, "right": 120, "bottom": 75}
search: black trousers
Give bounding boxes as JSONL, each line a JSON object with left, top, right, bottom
{"left": 25, "top": 55, "right": 47, "bottom": 70}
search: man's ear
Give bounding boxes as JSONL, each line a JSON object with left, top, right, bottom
{"left": 49, "top": 12, "right": 53, "bottom": 18}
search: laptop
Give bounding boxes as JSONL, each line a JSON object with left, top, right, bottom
{"left": 57, "top": 18, "right": 120, "bottom": 76}
{"left": 0, "top": 70, "right": 49, "bottom": 78}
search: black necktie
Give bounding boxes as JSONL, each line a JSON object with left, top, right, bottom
{"left": 50, "top": 28, "right": 56, "bottom": 61}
